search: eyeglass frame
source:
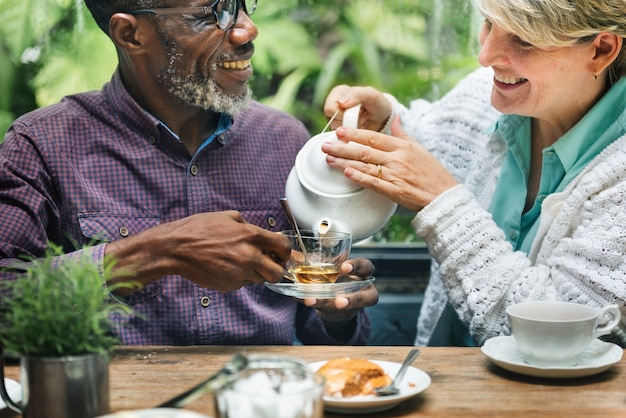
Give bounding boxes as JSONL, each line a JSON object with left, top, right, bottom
{"left": 128, "top": 0, "right": 257, "bottom": 32}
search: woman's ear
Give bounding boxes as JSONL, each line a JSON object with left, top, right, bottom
{"left": 589, "top": 32, "right": 623, "bottom": 76}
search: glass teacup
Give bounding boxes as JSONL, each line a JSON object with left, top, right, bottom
{"left": 281, "top": 229, "right": 352, "bottom": 284}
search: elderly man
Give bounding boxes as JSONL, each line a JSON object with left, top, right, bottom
{"left": 0, "top": 0, "right": 378, "bottom": 345}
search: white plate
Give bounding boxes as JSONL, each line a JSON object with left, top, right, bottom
{"left": 0, "top": 378, "right": 21, "bottom": 410}
{"left": 481, "top": 335, "right": 623, "bottom": 378}
{"left": 309, "top": 359, "right": 431, "bottom": 414}
{"left": 97, "top": 408, "right": 210, "bottom": 418}
{"left": 265, "top": 277, "right": 375, "bottom": 299}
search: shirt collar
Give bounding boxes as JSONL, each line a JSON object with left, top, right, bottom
{"left": 105, "top": 69, "right": 234, "bottom": 154}
{"left": 552, "top": 77, "right": 626, "bottom": 170}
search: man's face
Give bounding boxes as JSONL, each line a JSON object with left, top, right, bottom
{"left": 152, "top": 2, "right": 258, "bottom": 116}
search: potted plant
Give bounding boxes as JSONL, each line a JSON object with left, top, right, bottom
{"left": 0, "top": 243, "right": 134, "bottom": 418}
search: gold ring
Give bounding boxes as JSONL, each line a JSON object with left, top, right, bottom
{"left": 377, "top": 164, "right": 383, "bottom": 180}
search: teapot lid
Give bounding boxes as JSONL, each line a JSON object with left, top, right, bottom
{"left": 295, "top": 105, "right": 363, "bottom": 197}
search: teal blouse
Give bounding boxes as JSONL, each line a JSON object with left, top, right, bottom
{"left": 489, "top": 78, "right": 626, "bottom": 253}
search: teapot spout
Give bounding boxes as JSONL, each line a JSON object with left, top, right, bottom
{"left": 315, "top": 218, "right": 351, "bottom": 236}
{"left": 317, "top": 218, "right": 332, "bottom": 235}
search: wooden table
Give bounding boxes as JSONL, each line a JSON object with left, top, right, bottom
{"left": 2, "top": 345, "right": 625, "bottom": 417}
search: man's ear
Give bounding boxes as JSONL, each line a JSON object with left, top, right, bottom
{"left": 589, "top": 32, "right": 623, "bottom": 76}
{"left": 109, "top": 13, "right": 148, "bottom": 55}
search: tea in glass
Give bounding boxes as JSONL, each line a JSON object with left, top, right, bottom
{"left": 281, "top": 230, "right": 352, "bottom": 284}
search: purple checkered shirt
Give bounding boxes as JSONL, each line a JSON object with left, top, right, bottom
{"left": 0, "top": 71, "right": 370, "bottom": 346}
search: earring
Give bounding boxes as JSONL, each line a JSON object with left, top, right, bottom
{"left": 593, "top": 71, "right": 598, "bottom": 80}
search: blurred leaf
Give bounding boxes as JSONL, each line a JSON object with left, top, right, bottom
{"left": 348, "top": 1, "right": 429, "bottom": 61}
{"left": 313, "top": 42, "right": 354, "bottom": 106}
{"left": 0, "top": 110, "right": 14, "bottom": 139}
{"left": 261, "top": 66, "right": 315, "bottom": 113}
{"left": 252, "top": 3, "right": 320, "bottom": 75}
{"left": 33, "top": 16, "right": 115, "bottom": 106}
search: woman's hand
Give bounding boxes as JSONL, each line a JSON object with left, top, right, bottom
{"left": 321, "top": 118, "right": 459, "bottom": 212}
{"left": 324, "top": 85, "right": 393, "bottom": 131}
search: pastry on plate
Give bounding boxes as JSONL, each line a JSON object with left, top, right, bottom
{"left": 315, "top": 357, "right": 392, "bottom": 397}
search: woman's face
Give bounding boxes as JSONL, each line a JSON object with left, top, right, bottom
{"left": 477, "top": 20, "right": 599, "bottom": 128}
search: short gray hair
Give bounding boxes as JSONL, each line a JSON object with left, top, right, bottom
{"left": 473, "top": 0, "right": 626, "bottom": 85}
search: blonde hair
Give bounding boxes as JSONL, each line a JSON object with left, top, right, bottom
{"left": 473, "top": 0, "right": 626, "bottom": 85}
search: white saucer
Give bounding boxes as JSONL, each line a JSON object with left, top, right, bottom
{"left": 309, "top": 359, "right": 431, "bottom": 414}
{"left": 481, "top": 336, "right": 623, "bottom": 378}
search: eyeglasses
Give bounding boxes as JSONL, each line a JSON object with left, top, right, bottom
{"left": 129, "top": 0, "right": 257, "bottom": 31}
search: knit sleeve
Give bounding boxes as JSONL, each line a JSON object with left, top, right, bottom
{"left": 413, "top": 158, "right": 626, "bottom": 347}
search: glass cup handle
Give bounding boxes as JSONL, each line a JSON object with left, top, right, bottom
{"left": 592, "top": 304, "right": 621, "bottom": 339}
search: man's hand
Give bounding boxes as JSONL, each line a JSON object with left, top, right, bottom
{"left": 303, "top": 257, "right": 378, "bottom": 320}
{"left": 105, "top": 211, "right": 291, "bottom": 294}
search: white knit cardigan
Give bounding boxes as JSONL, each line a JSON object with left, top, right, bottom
{"left": 387, "top": 67, "right": 626, "bottom": 347}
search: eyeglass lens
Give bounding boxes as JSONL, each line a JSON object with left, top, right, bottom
{"left": 218, "top": 0, "right": 257, "bottom": 30}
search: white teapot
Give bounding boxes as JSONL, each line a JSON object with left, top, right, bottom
{"left": 285, "top": 105, "right": 398, "bottom": 241}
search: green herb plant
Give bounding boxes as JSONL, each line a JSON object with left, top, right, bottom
{"left": 0, "top": 243, "right": 135, "bottom": 357}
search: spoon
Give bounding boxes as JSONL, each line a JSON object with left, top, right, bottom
{"left": 279, "top": 197, "right": 310, "bottom": 266}
{"left": 157, "top": 353, "right": 249, "bottom": 408}
{"left": 374, "top": 348, "right": 421, "bottom": 396}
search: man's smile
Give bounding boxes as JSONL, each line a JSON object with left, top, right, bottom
{"left": 218, "top": 59, "right": 251, "bottom": 70}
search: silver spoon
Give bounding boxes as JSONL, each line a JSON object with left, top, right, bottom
{"left": 279, "top": 197, "right": 310, "bottom": 266}
{"left": 374, "top": 348, "right": 421, "bottom": 396}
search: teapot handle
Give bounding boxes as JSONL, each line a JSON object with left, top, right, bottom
{"left": 343, "top": 104, "right": 361, "bottom": 129}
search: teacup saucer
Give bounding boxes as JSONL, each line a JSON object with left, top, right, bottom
{"left": 481, "top": 336, "right": 623, "bottom": 378}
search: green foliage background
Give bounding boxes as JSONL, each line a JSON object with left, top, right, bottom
{"left": 0, "top": 0, "right": 481, "bottom": 242}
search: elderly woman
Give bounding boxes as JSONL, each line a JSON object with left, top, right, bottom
{"left": 322, "top": 0, "right": 626, "bottom": 347}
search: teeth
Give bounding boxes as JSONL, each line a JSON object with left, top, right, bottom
{"left": 494, "top": 73, "right": 526, "bottom": 85}
{"left": 218, "top": 59, "right": 250, "bottom": 70}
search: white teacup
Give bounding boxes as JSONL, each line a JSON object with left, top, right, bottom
{"left": 506, "top": 301, "right": 621, "bottom": 366}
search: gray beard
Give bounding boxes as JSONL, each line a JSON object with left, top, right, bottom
{"left": 156, "top": 35, "right": 252, "bottom": 116}
{"left": 162, "top": 72, "right": 252, "bottom": 117}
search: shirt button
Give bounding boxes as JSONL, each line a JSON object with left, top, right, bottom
{"left": 119, "top": 226, "right": 129, "bottom": 237}
{"left": 190, "top": 165, "right": 198, "bottom": 176}
{"left": 537, "top": 194, "right": 547, "bottom": 202}
{"left": 508, "top": 229, "right": 517, "bottom": 240}
{"left": 148, "top": 136, "right": 156, "bottom": 145}
{"left": 267, "top": 217, "right": 276, "bottom": 228}
{"left": 200, "top": 296, "right": 211, "bottom": 307}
